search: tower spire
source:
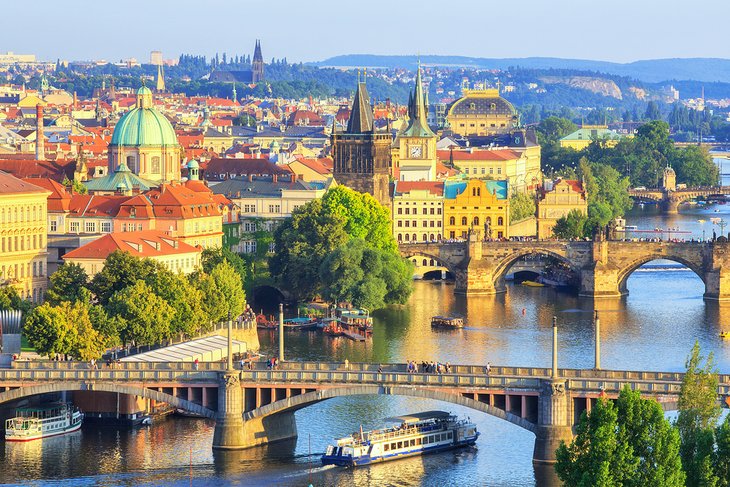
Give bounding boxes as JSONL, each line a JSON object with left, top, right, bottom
{"left": 402, "top": 62, "right": 434, "bottom": 137}
{"left": 346, "top": 79, "right": 374, "bottom": 134}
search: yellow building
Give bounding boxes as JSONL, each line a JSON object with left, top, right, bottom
{"left": 537, "top": 179, "right": 587, "bottom": 239}
{"left": 446, "top": 89, "right": 518, "bottom": 137}
{"left": 559, "top": 125, "right": 626, "bottom": 151}
{"left": 438, "top": 145, "right": 542, "bottom": 194}
{"left": 392, "top": 181, "right": 444, "bottom": 243}
{"left": 444, "top": 179, "right": 510, "bottom": 239}
{"left": 0, "top": 172, "right": 51, "bottom": 302}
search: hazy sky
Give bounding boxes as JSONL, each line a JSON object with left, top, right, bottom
{"left": 3, "top": 0, "right": 728, "bottom": 63}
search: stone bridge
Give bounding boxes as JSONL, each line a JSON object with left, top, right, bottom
{"left": 1, "top": 361, "right": 729, "bottom": 465}
{"left": 399, "top": 237, "right": 730, "bottom": 299}
{"left": 628, "top": 186, "right": 730, "bottom": 213}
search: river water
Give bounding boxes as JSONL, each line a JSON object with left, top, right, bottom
{"left": 4, "top": 191, "right": 730, "bottom": 486}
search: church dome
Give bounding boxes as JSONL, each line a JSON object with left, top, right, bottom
{"left": 448, "top": 89, "right": 517, "bottom": 117}
{"left": 187, "top": 159, "right": 199, "bottom": 169}
{"left": 110, "top": 87, "right": 179, "bottom": 147}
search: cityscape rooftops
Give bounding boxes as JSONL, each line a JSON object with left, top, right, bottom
{"left": 63, "top": 230, "right": 199, "bottom": 261}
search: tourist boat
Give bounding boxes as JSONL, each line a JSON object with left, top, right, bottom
{"left": 321, "top": 411, "right": 478, "bottom": 467}
{"left": 5, "top": 403, "right": 83, "bottom": 442}
{"left": 431, "top": 316, "right": 465, "bottom": 329}
{"left": 337, "top": 308, "right": 373, "bottom": 333}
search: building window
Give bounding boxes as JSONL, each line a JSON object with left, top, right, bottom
{"left": 151, "top": 156, "right": 161, "bottom": 174}
{"left": 405, "top": 234, "right": 410, "bottom": 241}
{"left": 268, "top": 205, "right": 281, "bottom": 213}
{"left": 397, "top": 221, "right": 402, "bottom": 227}
{"left": 498, "top": 217, "right": 504, "bottom": 226}
{"left": 473, "top": 217, "right": 479, "bottom": 226}
{"left": 405, "top": 221, "right": 409, "bottom": 227}
{"left": 70, "top": 221, "right": 80, "bottom": 233}
{"left": 242, "top": 241, "right": 257, "bottom": 254}
{"left": 397, "top": 208, "right": 402, "bottom": 215}
{"left": 405, "top": 208, "right": 410, "bottom": 215}
{"left": 449, "top": 216, "right": 455, "bottom": 225}
{"left": 397, "top": 234, "right": 402, "bottom": 241}
{"left": 422, "top": 221, "right": 428, "bottom": 227}
{"left": 422, "top": 208, "right": 427, "bottom": 215}
{"left": 430, "top": 208, "right": 434, "bottom": 215}
{"left": 461, "top": 217, "right": 467, "bottom": 225}
{"left": 101, "top": 222, "right": 112, "bottom": 232}
{"left": 126, "top": 155, "right": 136, "bottom": 172}
{"left": 50, "top": 220, "right": 57, "bottom": 232}
{"left": 85, "top": 221, "right": 96, "bottom": 233}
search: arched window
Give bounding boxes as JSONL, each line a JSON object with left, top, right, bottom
{"left": 473, "top": 217, "right": 479, "bottom": 226}
{"left": 430, "top": 234, "right": 435, "bottom": 241}
{"left": 461, "top": 217, "right": 467, "bottom": 225}
{"left": 422, "top": 259, "right": 427, "bottom": 266}
{"left": 151, "top": 156, "right": 161, "bottom": 174}
{"left": 412, "top": 234, "right": 417, "bottom": 241}
{"left": 126, "top": 155, "right": 136, "bottom": 172}
{"left": 397, "top": 233, "right": 402, "bottom": 241}
{"left": 405, "top": 234, "right": 410, "bottom": 241}
{"left": 449, "top": 216, "right": 455, "bottom": 225}
{"left": 486, "top": 217, "right": 492, "bottom": 225}
{"left": 422, "top": 234, "right": 427, "bottom": 242}
{"left": 498, "top": 217, "right": 504, "bottom": 226}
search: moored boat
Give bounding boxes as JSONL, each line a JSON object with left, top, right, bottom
{"left": 283, "top": 317, "right": 319, "bottom": 331}
{"left": 431, "top": 316, "right": 464, "bottom": 329}
{"left": 5, "top": 403, "right": 83, "bottom": 442}
{"left": 521, "top": 280, "right": 544, "bottom": 287}
{"left": 720, "top": 331, "right": 730, "bottom": 339}
{"left": 337, "top": 308, "right": 373, "bottom": 333}
{"left": 321, "top": 411, "right": 478, "bottom": 467}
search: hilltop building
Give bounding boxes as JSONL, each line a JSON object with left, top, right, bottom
{"left": 209, "top": 40, "right": 265, "bottom": 84}
{"left": 331, "top": 80, "right": 391, "bottom": 206}
{"left": 559, "top": 125, "right": 626, "bottom": 151}
{"left": 447, "top": 89, "right": 518, "bottom": 137}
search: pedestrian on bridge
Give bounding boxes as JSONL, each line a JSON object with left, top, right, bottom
{"left": 485, "top": 362, "right": 491, "bottom": 375}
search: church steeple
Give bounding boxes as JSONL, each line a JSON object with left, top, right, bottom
{"left": 402, "top": 63, "right": 433, "bottom": 137}
{"left": 252, "top": 40, "right": 264, "bottom": 83}
{"left": 155, "top": 63, "right": 166, "bottom": 92}
{"left": 346, "top": 81, "right": 374, "bottom": 134}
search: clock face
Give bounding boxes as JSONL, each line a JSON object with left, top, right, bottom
{"left": 409, "top": 145, "right": 423, "bottom": 158}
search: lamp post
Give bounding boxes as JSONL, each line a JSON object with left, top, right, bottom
{"left": 227, "top": 311, "right": 233, "bottom": 371}
{"left": 594, "top": 310, "right": 601, "bottom": 370}
{"left": 552, "top": 316, "right": 558, "bottom": 378}
{"left": 278, "top": 303, "right": 284, "bottom": 363}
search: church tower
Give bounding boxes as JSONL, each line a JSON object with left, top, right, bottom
{"left": 155, "top": 63, "right": 166, "bottom": 93}
{"left": 332, "top": 79, "right": 392, "bottom": 206}
{"left": 252, "top": 40, "right": 264, "bottom": 83}
{"left": 396, "top": 64, "right": 437, "bottom": 181}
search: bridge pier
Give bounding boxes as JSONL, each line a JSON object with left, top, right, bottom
{"left": 533, "top": 379, "right": 573, "bottom": 465}
{"left": 663, "top": 198, "right": 680, "bottom": 214}
{"left": 213, "top": 371, "right": 245, "bottom": 449}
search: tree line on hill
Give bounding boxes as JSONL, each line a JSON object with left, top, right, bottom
{"left": 555, "top": 343, "right": 730, "bottom": 487}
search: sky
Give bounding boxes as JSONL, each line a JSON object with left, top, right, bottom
{"left": 2, "top": 0, "right": 729, "bottom": 64}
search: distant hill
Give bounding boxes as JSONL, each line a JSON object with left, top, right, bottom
{"left": 313, "top": 55, "right": 730, "bottom": 83}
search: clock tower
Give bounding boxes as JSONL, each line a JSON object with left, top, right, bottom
{"left": 397, "top": 64, "right": 437, "bottom": 181}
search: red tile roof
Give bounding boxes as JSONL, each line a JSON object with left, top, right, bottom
{"left": 63, "top": 230, "right": 200, "bottom": 260}
{"left": 145, "top": 182, "right": 222, "bottom": 218}
{"left": 395, "top": 181, "right": 444, "bottom": 196}
{"left": 290, "top": 157, "right": 333, "bottom": 175}
{"left": 436, "top": 149, "right": 521, "bottom": 161}
{"left": 22, "top": 177, "right": 71, "bottom": 211}
{"left": 0, "top": 158, "right": 75, "bottom": 181}
{"left": 0, "top": 171, "right": 50, "bottom": 194}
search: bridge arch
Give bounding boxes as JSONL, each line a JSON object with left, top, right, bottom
{"left": 400, "top": 250, "right": 456, "bottom": 278}
{"left": 0, "top": 381, "right": 216, "bottom": 419}
{"left": 491, "top": 248, "right": 579, "bottom": 292}
{"left": 616, "top": 255, "right": 706, "bottom": 295}
{"left": 243, "top": 384, "right": 537, "bottom": 433}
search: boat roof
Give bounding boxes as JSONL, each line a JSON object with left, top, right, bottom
{"left": 16, "top": 403, "right": 66, "bottom": 412}
{"left": 284, "top": 317, "right": 313, "bottom": 323}
{"left": 432, "top": 315, "right": 462, "bottom": 320}
{"left": 384, "top": 411, "right": 451, "bottom": 424}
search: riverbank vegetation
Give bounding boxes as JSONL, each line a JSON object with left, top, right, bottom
{"left": 555, "top": 343, "right": 730, "bottom": 486}
{"left": 23, "top": 250, "right": 247, "bottom": 360}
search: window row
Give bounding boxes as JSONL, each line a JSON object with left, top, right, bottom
{"left": 396, "top": 220, "right": 441, "bottom": 228}
{"left": 382, "top": 431, "right": 453, "bottom": 452}
{"left": 396, "top": 207, "right": 442, "bottom": 215}
{"left": 447, "top": 216, "right": 504, "bottom": 226}
{"left": 1, "top": 260, "right": 45, "bottom": 280}
{"left": 1, "top": 234, "right": 45, "bottom": 252}
{"left": 464, "top": 167, "right": 502, "bottom": 175}
{"left": 397, "top": 233, "right": 442, "bottom": 242}
{"left": 0, "top": 205, "right": 46, "bottom": 224}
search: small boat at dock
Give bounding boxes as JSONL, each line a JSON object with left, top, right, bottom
{"left": 431, "top": 316, "right": 464, "bottom": 329}
{"left": 521, "top": 280, "right": 544, "bottom": 287}
{"left": 322, "top": 411, "right": 478, "bottom": 467}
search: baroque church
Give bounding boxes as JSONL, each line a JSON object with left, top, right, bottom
{"left": 209, "top": 40, "right": 265, "bottom": 84}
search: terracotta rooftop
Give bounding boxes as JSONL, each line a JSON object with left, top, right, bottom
{"left": 0, "top": 171, "right": 50, "bottom": 195}
{"left": 63, "top": 230, "right": 200, "bottom": 260}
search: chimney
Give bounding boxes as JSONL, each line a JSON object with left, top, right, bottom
{"left": 35, "top": 104, "right": 44, "bottom": 161}
{"left": 273, "top": 174, "right": 278, "bottom": 183}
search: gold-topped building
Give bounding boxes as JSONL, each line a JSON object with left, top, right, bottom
{"left": 447, "top": 89, "right": 519, "bottom": 136}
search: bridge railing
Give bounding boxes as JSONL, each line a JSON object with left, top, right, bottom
{"left": 0, "top": 368, "right": 222, "bottom": 382}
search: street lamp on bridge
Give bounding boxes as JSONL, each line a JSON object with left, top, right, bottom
{"left": 552, "top": 316, "right": 558, "bottom": 378}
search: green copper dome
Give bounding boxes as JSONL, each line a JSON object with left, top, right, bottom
{"left": 110, "top": 88, "right": 179, "bottom": 147}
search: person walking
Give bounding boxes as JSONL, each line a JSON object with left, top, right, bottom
{"left": 485, "top": 362, "right": 491, "bottom": 375}
{"left": 344, "top": 358, "right": 349, "bottom": 370}
{"left": 194, "top": 358, "right": 199, "bottom": 370}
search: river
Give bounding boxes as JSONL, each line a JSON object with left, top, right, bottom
{"left": 3, "top": 197, "right": 730, "bottom": 486}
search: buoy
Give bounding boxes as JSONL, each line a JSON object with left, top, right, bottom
{"left": 522, "top": 308, "right": 526, "bottom": 315}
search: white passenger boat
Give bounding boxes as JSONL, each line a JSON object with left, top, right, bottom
{"left": 5, "top": 403, "right": 83, "bottom": 442}
{"left": 321, "top": 411, "right": 478, "bottom": 466}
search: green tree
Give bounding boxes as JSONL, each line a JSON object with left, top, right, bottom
{"left": 616, "top": 386, "right": 684, "bottom": 486}
{"left": 200, "top": 247, "right": 250, "bottom": 285}
{"left": 510, "top": 191, "right": 536, "bottom": 222}
{"left": 715, "top": 415, "right": 730, "bottom": 487}
{"left": 644, "top": 101, "right": 662, "bottom": 121}
{"left": 0, "top": 286, "right": 25, "bottom": 312}
{"left": 209, "top": 261, "right": 246, "bottom": 321}
{"left": 108, "top": 280, "right": 175, "bottom": 346}
{"left": 555, "top": 397, "right": 637, "bottom": 486}
{"left": 67, "top": 300, "right": 106, "bottom": 361}
{"left": 321, "top": 185, "right": 396, "bottom": 251}
{"left": 552, "top": 209, "right": 588, "bottom": 239}
{"left": 148, "top": 270, "right": 208, "bottom": 338}
{"left": 24, "top": 302, "right": 77, "bottom": 358}
{"left": 269, "top": 199, "right": 348, "bottom": 300}
{"left": 319, "top": 239, "right": 413, "bottom": 310}
{"left": 537, "top": 116, "right": 577, "bottom": 145}
{"left": 677, "top": 341, "right": 721, "bottom": 487}
{"left": 46, "top": 263, "right": 89, "bottom": 305}
{"left": 90, "top": 251, "right": 165, "bottom": 305}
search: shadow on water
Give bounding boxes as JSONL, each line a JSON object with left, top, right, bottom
{"left": 534, "top": 463, "right": 561, "bottom": 487}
